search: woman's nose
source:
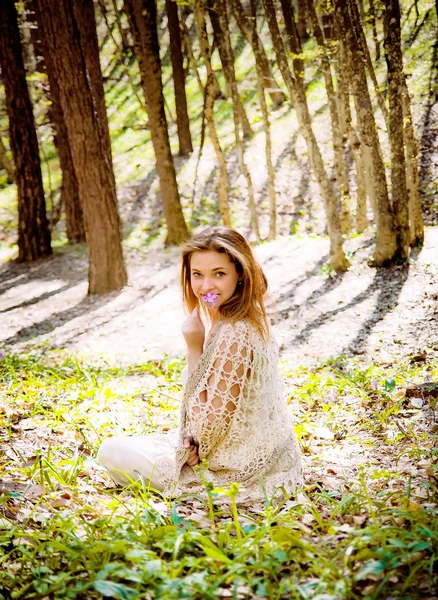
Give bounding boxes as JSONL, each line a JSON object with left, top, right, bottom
{"left": 200, "top": 278, "right": 214, "bottom": 292}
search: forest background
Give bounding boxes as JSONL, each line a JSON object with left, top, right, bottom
{"left": 0, "top": 0, "right": 438, "bottom": 598}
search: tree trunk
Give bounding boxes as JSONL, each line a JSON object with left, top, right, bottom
{"left": 31, "top": 0, "right": 85, "bottom": 244}
{"left": 165, "top": 0, "right": 193, "bottom": 155}
{"left": 212, "top": 0, "right": 259, "bottom": 238}
{"left": 383, "top": 0, "right": 409, "bottom": 261}
{"left": 305, "top": 0, "right": 352, "bottom": 234}
{"left": 125, "top": 0, "right": 189, "bottom": 244}
{"left": 0, "top": 0, "right": 52, "bottom": 262}
{"left": 262, "top": 0, "right": 349, "bottom": 272}
{"left": 230, "top": 0, "right": 286, "bottom": 108}
{"left": 335, "top": 43, "right": 369, "bottom": 232}
{"left": 194, "top": 0, "right": 231, "bottom": 226}
{"left": 401, "top": 77, "right": 424, "bottom": 246}
{"left": 35, "top": 0, "right": 127, "bottom": 293}
{"left": 208, "top": 4, "right": 253, "bottom": 138}
{"left": 334, "top": 0, "right": 396, "bottom": 266}
{"left": 369, "top": 0, "right": 381, "bottom": 60}
{"left": 347, "top": 0, "right": 389, "bottom": 129}
{"left": 250, "top": 0, "right": 276, "bottom": 240}
{"left": 0, "top": 132, "right": 15, "bottom": 184}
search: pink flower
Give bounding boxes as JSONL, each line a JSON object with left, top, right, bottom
{"left": 202, "top": 292, "right": 219, "bottom": 307}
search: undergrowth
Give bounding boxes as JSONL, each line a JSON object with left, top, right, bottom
{"left": 0, "top": 351, "right": 437, "bottom": 599}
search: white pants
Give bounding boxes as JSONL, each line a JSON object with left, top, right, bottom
{"left": 97, "top": 436, "right": 165, "bottom": 491}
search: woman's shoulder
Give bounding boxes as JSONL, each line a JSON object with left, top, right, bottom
{"left": 218, "top": 319, "right": 267, "bottom": 345}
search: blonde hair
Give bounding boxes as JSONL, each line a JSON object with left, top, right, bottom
{"left": 181, "top": 227, "right": 269, "bottom": 338}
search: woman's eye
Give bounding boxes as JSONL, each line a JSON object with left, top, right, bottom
{"left": 192, "top": 273, "right": 201, "bottom": 278}
{"left": 216, "top": 272, "right": 226, "bottom": 277}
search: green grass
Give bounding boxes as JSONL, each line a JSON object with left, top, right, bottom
{"left": 0, "top": 350, "right": 437, "bottom": 599}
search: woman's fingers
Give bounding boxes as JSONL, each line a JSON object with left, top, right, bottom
{"left": 186, "top": 443, "right": 199, "bottom": 466}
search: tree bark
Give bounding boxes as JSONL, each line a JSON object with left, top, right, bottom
{"left": 262, "top": 0, "right": 349, "bottom": 272}
{"left": 369, "top": 0, "right": 381, "bottom": 61}
{"left": 165, "top": 0, "right": 193, "bottom": 155}
{"left": 35, "top": 0, "right": 127, "bottom": 293}
{"left": 305, "top": 0, "right": 352, "bottom": 234}
{"left": 211, "top": 0, "right": 259, "bottom": 238}
{"left": 347, "top": 0, "right": 389, "bottom": 129}
{"left": 383, "top": 0, "right": 410, "bottom": 261}
{"left": 334, "top": 0, "right": 396, "bottom": 265}
{"left": 208, "top": 4, "right": 253, "bottom": 138}
{"left": 31, "top": 0, "right": 85, "bottom": 244}
{"left": 0, "top": 0, "right": 52, "bottom": 262}
{"left": 125, "top": 0, "right": 189, "bottom": 244}
{"left": 194, "top": 0, "right": 231, "bottom": 226}
{"left": 230, "top": 0, "right": 286, "bottom": 108}
{"left": 0, "top": 132, "right": 15, "bottom": 184}
{"left": 401, "top": 77, "right": 424, "bottom": 246}
{"left": 250, "top": 0, "right": 276, "bottom": 239}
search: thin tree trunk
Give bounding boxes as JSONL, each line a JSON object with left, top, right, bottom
{"left": 334, "top": 0, "right": 396, "bottom": 265}
{"left": 166, "top": 0, "right": 193, "bottom": 155}
{"left": 111, "top": 0, "right": 131, "bottom": 52}
{"left": 383, "top": 0, "right": 410, "bottom": 261}
{"left": 208, "top": 4, "right": 253, "bottom": 138}
{"left": 262, "top": 0, "right": 349, "bottom": 272}
{"left": 305, "top": 0, "right": 352, "bottom": 234}
{"left": 181, "top": 16, "right": 205, "bottom": 95}
{"left": 401, "top": 77, "right": 424, "bottom": 246}
{"left": 335, "top": 43, "right": 369, "bottom": 232}
{"left": 0, "top": 132, "right": 15, "bottom": 184}
{"left": 31, "top": 0, "right": 85, "bottom": 244}
{"left": 250, "top": 0, "right": 276, "bottom": 239}
{"left": 230, "top": 0, "right": 286, "bottom": 108}
{"left": 35, "top": 0, "right": 127, "bottom": 293}
{"left": 0, "top": 0, "right": 52, "bottom": 262}
{"left": 347, "top": 0, "right": 389, "bottom": 129}
{"left": 194, "top": 0, "right": 231, "bottom": 226}
{"left": 369, "top": 0, "right": 381, "bottom": 60}
{"left": 125, "top": 0, "right": 189, "bottom": 244}
{"left": 213, "top": 0, "right": 259, "bottom": 238}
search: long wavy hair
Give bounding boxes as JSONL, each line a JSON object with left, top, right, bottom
{"left": 181, "top": 227, "right": 269, "bottom": 338}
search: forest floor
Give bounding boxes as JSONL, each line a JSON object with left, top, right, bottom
{"left": 0, "top": 229, "right": 437, "bottom": 598}
{"left": 1, "top": 226, "right": 437, "bottom": 367}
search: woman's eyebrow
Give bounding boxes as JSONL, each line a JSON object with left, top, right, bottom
{"left": 191, "top": 267, "right": 228, "bottom": 272}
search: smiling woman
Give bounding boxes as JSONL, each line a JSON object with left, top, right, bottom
{"left": 97, "top": 227, "right": 303, "bottom": 505}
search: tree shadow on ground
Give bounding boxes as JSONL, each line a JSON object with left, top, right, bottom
{"left": 291, "top": 263, "right": 410, "bottom": 351}
{"left": 0, "top": 252, "right": 87, "bottom": 300}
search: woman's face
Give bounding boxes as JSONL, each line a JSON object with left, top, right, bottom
{"left": 190, "top": 251, "right": 239, "bottom": 310}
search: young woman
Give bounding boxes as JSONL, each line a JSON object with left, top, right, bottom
{"left": 97, "top": 227, "right": 302, "bottom": 504}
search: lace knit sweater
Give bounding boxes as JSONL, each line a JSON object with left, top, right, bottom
{"left": 152, "top": 319, "right": 303, "bottom": 505}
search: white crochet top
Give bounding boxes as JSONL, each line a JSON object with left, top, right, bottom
{"left": 154, "top": 319, "right": 303, "bottom": 505}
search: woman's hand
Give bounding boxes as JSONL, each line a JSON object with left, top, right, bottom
{"left": 182, "top": 307, "right": 205, "bottom": 352}
{"left": 183, "top": 435, "right": 199, "bottom": 467}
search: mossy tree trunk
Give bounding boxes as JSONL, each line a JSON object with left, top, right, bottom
{"left": 165, "top": 0, "right": 193, "bottom": 155}
{"left": 125, "top": 0, "right": 189, "bottom": 244}
{"left": 383, "top": 0, "right": 410, "bottom": 261}
{"left": 209, "top": 0, "right": 260, "bottom": 238}
{"left": 306, "top": 0, "right": 351, "bottom": 234}
{"left": 0, "top": 0, "right": 52, "bottom": 262}
{"left": 250, "top": 0, "right": 276, "bottom": 240}
{"left": 401, "top": 78, "right": 424, "bottom": 246}
{"left": 334, "top": 0, "right": 397, "bottom": 266}
{"left": 35, "top": 0, "right": 127, "bottom": 293}
{"left": 262, "top": 0, "right": 349, "bottom": 272}
{"left": 230, "top": 0, "right": 286, "bottom": 108}
{"left": 208, "top": 4, "right": 253, "bottom": 138}
{"left": 194, "top": 0, "right": 231, "bottom": 226}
